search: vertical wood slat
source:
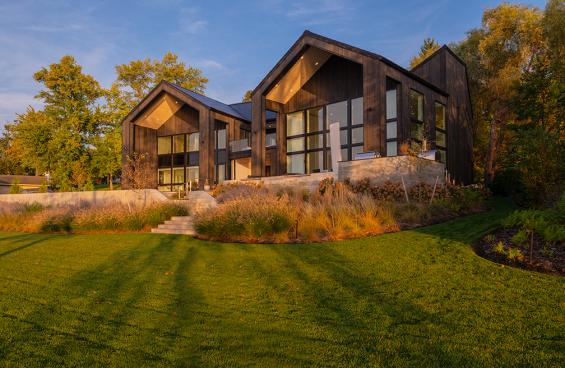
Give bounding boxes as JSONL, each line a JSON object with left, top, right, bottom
{"left": 251, "top": 94, "right": 265, "bottom": 176}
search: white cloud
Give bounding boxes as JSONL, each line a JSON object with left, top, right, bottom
{"left": 195, "top": 59, "right": 226, "bottom": 70}
{"left": 264, "top": 0, "right": 356, "bottom": 26}
{"left": 178, "top": 7, "right": 208, "bottom": 35}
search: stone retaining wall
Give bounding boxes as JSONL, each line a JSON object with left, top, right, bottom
{"left": 0, "top": 189, "right": 167, "bottom": 208}
{"left": 226, "top": 172, "right": 336, "bottom": 192}
{"left": 338, "top": 156, "right": 445, "bottom": 187}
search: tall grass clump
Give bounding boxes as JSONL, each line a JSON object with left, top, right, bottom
{"left": 194, "top": 182, "right": 399, "bottom": 243}
{"left": 0, "top": 202, "right": 188, "bottom": 233}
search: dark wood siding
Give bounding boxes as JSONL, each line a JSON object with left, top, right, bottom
{"left": 156, "top": 104, "right": 199, "bottom": 136}
{"left": 412, "top": 48, "right": 473, "bottom": 184}
{"left": 285, "top": 56, "right": 363, "bottom": 113}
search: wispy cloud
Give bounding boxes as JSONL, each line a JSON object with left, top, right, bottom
{"left": 264, "top": 0, "right": 356, "bottom": 26}
{"left": 195, "top": 59, "right": 226, "bottom": 70}
{"left": 177, "top": 7, "right": 208, "bottom": 35}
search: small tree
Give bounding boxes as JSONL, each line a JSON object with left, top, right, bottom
{"left": 122, "top": 152, "right": 155, "bottom": 191}
{"left": 9, "top": 179, "right": 22, "bottom": 194}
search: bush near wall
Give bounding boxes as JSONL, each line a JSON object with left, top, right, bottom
{"left": 195, "top": 179, "right": 485, "bottom": 243}
{"left": 0, "top": 202, "right": 189, "bottom": 233}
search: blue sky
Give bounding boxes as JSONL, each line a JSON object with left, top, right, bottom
{"left": 0, "top": 0, "right": 547, "bottom": 130}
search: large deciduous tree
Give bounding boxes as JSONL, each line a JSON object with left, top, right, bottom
{"left": 111, "top": 52, "right": 208, "bottom": 119}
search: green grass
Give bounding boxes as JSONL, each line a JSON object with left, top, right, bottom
{"left": 0, "top": 200, "right": 563, "bottom": 367}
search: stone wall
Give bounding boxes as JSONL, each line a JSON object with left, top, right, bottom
{"left": 226, "top": 172, "right": 336, "bottom": 192}
{"left": 0, "top": 189, "right": 167, "bottom": 208}
{"left": 337, "top": 156, "right": 445, "bottom": 187}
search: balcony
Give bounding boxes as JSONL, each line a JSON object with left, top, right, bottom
{"left": 266, "top": 133, "right": 276, "bottom": 147}
{"left": 229, "top": 138, "right": 251, "bottom": 152}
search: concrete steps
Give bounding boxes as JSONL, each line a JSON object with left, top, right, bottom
{"left": 151, "top": 191, "right": 217, "bottom": 235}
{"left": 151, "top": 215, "right": 195, "bottom": 235}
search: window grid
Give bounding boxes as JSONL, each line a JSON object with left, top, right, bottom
{"left": 286, "top": 97, "right": 363, "bottom": 174}
{"left": 434, "top": 102, "right": 447, "bottom": 164}
{"left": 157, "top": 132, "right": 199, "bottom": 191}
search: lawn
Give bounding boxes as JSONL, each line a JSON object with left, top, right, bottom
{"left": 0, "top": 201, "right": 563, "bottom": 367}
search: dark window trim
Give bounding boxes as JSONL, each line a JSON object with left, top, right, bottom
{"left": 285, "top": 96, "right": 364, "bottom": 172}
{"left": 434, "top": 101, "right": 447, "bottom": 164}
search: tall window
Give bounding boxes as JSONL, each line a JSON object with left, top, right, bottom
{"left": 435, "top": 102, "right": 447, "bottom": 163}
{"left": 215, "top": 121, "right": 227, "bottom": 184}
{"left": 157, "top": 133, "right": 199, "bottom": 191}
{"left": 409, "top": 90, "right": 424, "bottom": 143}
{"left": 386, "top": 78, "right": 399, "bottom": 156}
{"left": 286, "top": 97, "right": 363, "bottom": 174}
{"left": 286, "top": 111, "right": 306, "bottom": 174}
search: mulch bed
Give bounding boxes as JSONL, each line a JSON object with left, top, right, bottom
{"left": 474, "top": 228, "right": 564, "bottom": 276}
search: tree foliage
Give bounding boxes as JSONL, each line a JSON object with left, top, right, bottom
{"left": 2, "top": 52, "right": 207, "bottom": 191}
{"left": 242, "top": 90, "right": 253, "bottom": 102}
{"left": 452, "top": 0, "right": 564, "bottom": 204}
{"left": 112, "top": 52, "right": 208, "bottom": 117}
{"left": 409, "top": 38, "right": 441, "bottom": 69}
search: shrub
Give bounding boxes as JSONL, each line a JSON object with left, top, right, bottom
{"left": 507, "top": 248, "right": 525, "bottom": 262}
{"left": 483, "top": 234, "right": 496, "bottom": 244}
{"left": 493, "top": 241, "right": 506, "bottom": 255}
{"left": 9, "top": 179, "right": 22, "bottom": 194}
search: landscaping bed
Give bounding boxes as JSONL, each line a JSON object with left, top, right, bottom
{"left": 475, "top": 228, "right": 564, "bottom": 275}
{"left": 0, "top": 202, "right": 189, "bottom": 233}
{"left": 474, "top": 198, "right": 565, "bottom": 275}
{"left": 195, "top": 179, "right": 487, "bottom": 243}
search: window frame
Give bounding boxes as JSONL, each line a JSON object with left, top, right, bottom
{"left": 434, "top": 101, "right": 447, "bottom": 164}
{"left": 285, "top": 96, "right": 364, "bottom": 174}
{"left": 157, "top": 132, "right": 200, "bottom": 191}
{"left": 385, "top": 78, "right": 400, "bottom": 157}
{"left": 409, "top": 89, "right": 425, "bottom": 143}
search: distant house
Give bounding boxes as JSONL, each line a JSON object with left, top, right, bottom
{"left": 122, "top": 30, "right": 473, "bottom": 191}
{"left": 0, "top": 175, "right": 47, "bottom": 194}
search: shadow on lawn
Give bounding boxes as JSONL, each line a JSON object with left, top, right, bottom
{"left": 413, "top": 198, "right": 515, "bottom": 245}
{"left": 254, "top": 244, "right": 480, "bottom": 366}
{"left": 0, "top": 233, "right": 61, "bottom": 258}
{"left": 2, "top": 234, "right": 206, "bottom": 366}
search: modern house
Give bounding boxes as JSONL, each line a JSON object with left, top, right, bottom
{"left": 122, "top": 31, "right": 473, "bottom": 191}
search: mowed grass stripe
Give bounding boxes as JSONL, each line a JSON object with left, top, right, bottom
{"left": 0, "top": 201, "right": 563, "bottom": 367}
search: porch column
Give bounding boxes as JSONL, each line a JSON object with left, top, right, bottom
{"left": 251, "top": 94, "right": 266, "bottom": 176}
{"left": 363, "top": 58, "right": 385, "bottom": 155}
{"left": 198, "top": 108, "right": 212, "bottom": 189}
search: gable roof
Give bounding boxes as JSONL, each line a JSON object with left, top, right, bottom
{"left": 229, "top": 102, "right": 277, "bottom": 122}
{"left": 410, "top": 45, "right": 468, "bottom": 72}
{"left": 123, "top": 80, "right": 251, "bottom": 125}
{"left": 253, "top": 30, "right": 448, "bottom": 97}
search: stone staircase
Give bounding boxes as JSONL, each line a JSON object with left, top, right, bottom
{"left": 151, "top": 191, "right": 217, "bottom": 235}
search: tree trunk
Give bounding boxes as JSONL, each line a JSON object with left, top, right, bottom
{"left": 109, "top": 173, "right": 113, "bottom": 191}
{"left": 485, "top": 119, "right": 500, "bottom": 187}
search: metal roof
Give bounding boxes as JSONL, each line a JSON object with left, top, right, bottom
{"left": 229, "top": 102, "right": 277, "bottom": 122}
{"left": 167, "top": 83, "right": 249, "bottom": 121}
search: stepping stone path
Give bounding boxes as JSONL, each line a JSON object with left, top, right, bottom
{"left": 151, "top": 191, "right": 217, "bottom": 235}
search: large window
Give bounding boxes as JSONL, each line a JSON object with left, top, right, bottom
{"left": 435, "top": 102, "right": 447, "bottom": 163}
{"left": 157, "top": 132, "right": 199, "bottom": 191}
{"left": 409, "top": 90, "right": 425, "bottom": 143}
{"left": 215, "top": 121, "right": 228, "bottom": 184}
{"left": 286, "top": 97, "right": 363, "bottom": 174}
{"left": 386, "top": 78, "right": 399, "bottom": 157}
